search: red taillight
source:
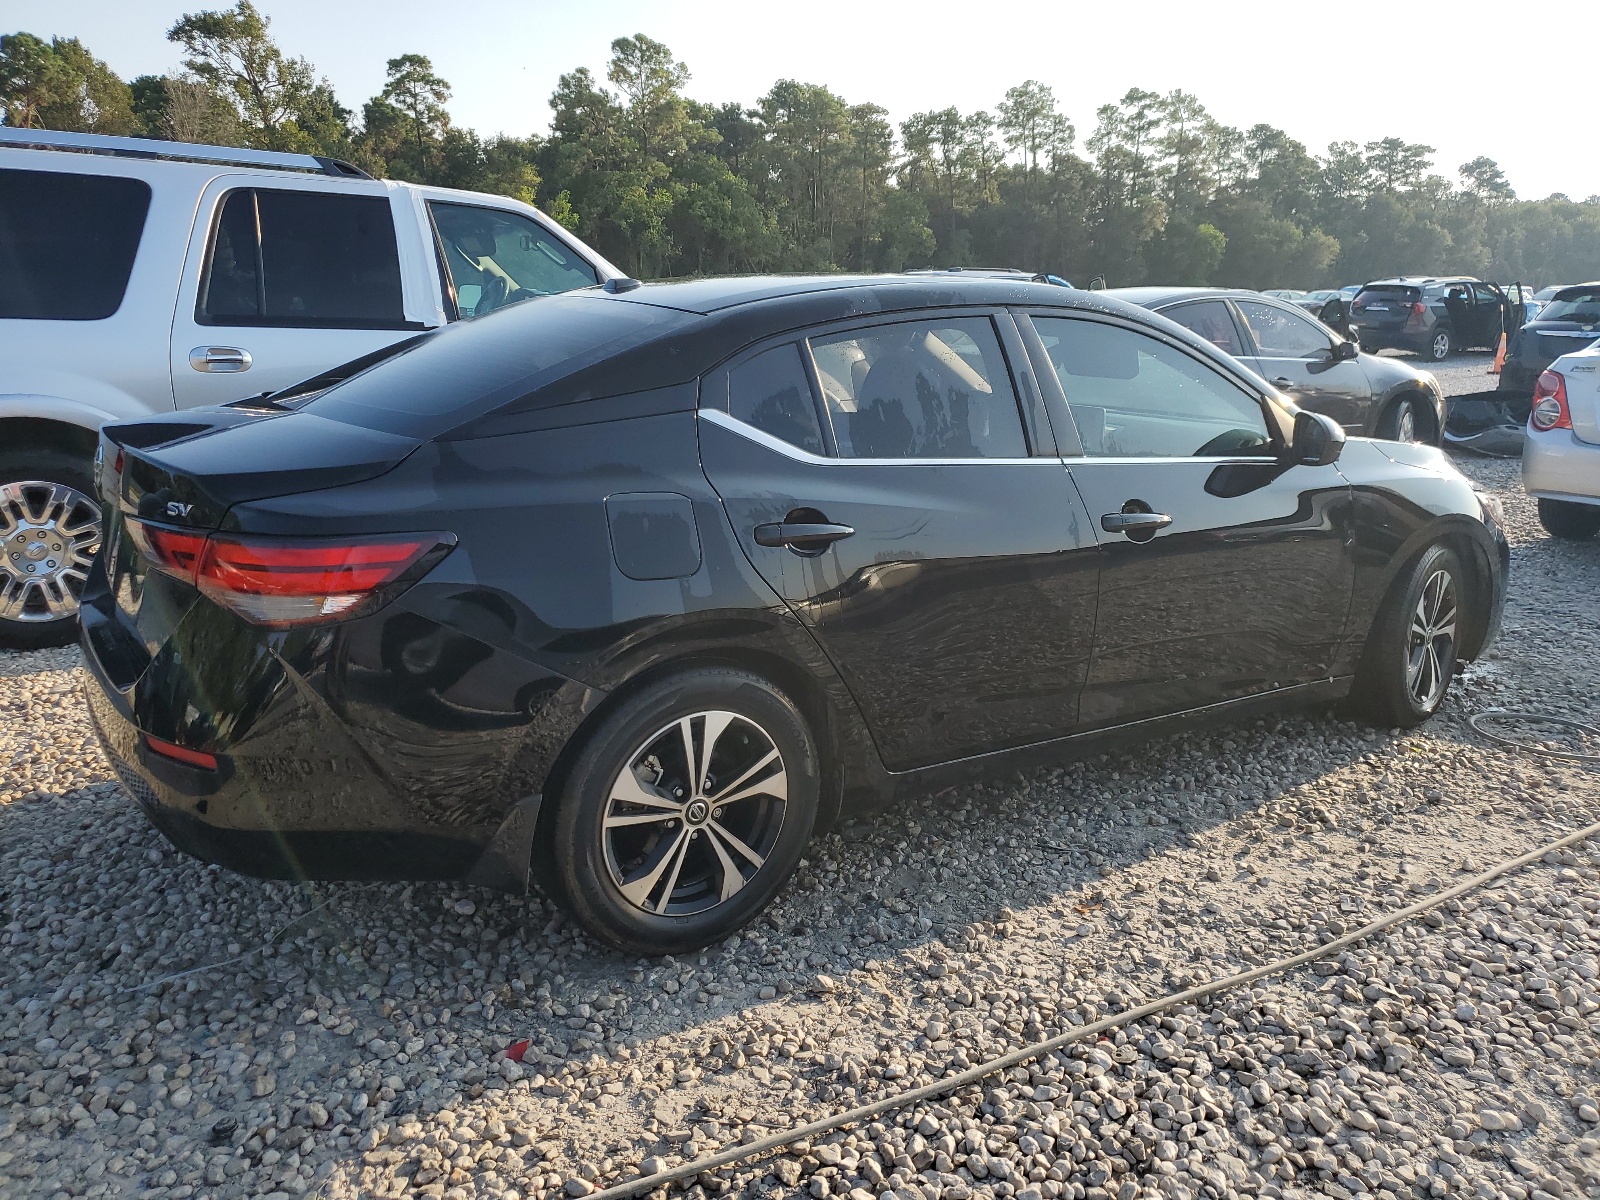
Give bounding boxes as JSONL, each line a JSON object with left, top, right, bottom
{"left": 1531, "top": 370, "right": 1572, "bottom": 431}
{"left": 128, "top": 520, "right": 452, "bottom": 627}
{"left": 144, "top": 735, "right": 218, "bottom": 770}
{"left": 1411, "top": 301, "right": 1426, "bottom": 315}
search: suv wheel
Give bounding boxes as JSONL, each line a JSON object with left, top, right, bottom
{"left": 0, "top": 449, "right": 102, "bottom": 650}
{"left": 1537, "top": 498, "right": 1600, "bottom": 541}
{"left": 539, "top": 667, "right": 819, "bottom": 955}
{"left": 1379, "top": 397, "right": 1423, "bottom": 443}
{"left": 1349, "top": 543, "right": 1464, "bottom": 728}
{"left": 1428, "top": 329, "right": 1452, "bottom": 361}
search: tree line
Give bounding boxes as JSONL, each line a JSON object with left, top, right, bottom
{"left": 5, "top": 4, "right": 1600, "bottom": 289}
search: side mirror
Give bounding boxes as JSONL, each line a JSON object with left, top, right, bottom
{"left": 1333, "top": 339, "right": 1359, "bottom": 361}
{"left": 1288, "top": 409, "right": 1345, "bottom": 467}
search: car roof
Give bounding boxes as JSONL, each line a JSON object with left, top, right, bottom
{"left": 1361, "top": 276, "right": 1480, "bottom": 287}
{"left": 1100, "top": 285, "right": 1260, "bottom": 307}
{"left": 599, "top": 273, "right": 1088, "bottom": 316}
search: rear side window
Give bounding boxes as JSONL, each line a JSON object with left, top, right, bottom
{"left": 199, "top": 189, "right": 406, "bottom": 328}
{"left": 725, "top": 343, "right": 826, "bottom": 455}
{"left": 1161, "top": 300, "right": 1243, "bottom": 355}
{"left": 0, "top": 170, "right": 151, "bottom": 320}
{"left": 808, "top": 317, "right": 1028, "bottom": 459}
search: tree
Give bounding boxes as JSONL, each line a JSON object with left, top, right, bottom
{"left": 1459, "top": 156, "right": 1515, "bottom": 204}
{"left": 166, "top": 1, "right": 345, "bottom": 152}
{"left": 380, "top": 54, "right": 450, "bottom": 177}
{"left": 0, "top": 32, "right": 135, "bottom": 133}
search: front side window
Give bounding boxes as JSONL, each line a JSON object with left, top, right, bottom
{"left": 724, "top": 343, "right": 826, "bottom": 455}
{"left": 1236, "top": 300, "right": 1331, "bottom": 359}
{"left": 0, "top": 169, "right": 151, "bottom": 320}
{"left": 1033, "top": 316, "right": 1272, "bottom": 458}
{"left": 199, "top": 189, "right": 405, "bottom": 327}
{"left": 1162, "top": 301, "right": 1243, "bottom": 355}
{"left": 1471, "top": 283, "right": 1502, "bottom": 308}
{"left": 807, "top": 316, "right": 1027, "bottom": 459}
{"left": 430, "top": 202, "right": 597, "bottom": 319}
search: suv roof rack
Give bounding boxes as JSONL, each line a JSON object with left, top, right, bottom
{"left": 0, "top": 127, "right": 373, "bottom": 179}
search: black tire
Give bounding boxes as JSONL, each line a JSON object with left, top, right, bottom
{"left": 0, "top": 448, "right": 103, "bottom": 651}
{"left": 1377, "top": 396, "right": 1424, "bottom": 443}
{"left": 538, "top": 667, "right": 819, "bottom": 955}
{"left": 1349, "top": 543, "right": 1465, "bottom": 728}
{"left": 1427, "top": 328, "right": 1452, "bottom": 361}
{"left": 1538, "top": 498, "right": 1600, "bottom": 541}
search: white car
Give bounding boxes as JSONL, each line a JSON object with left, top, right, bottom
{"left": 0, "top": 128, "right": 622, "bottom": 647}
{"left": 1524, "top": 344, "right": 1600, "bottom": 539}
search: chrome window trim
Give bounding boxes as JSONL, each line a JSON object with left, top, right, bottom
{"left": 698, "top": 408, "right": 1052, "bottom": 466}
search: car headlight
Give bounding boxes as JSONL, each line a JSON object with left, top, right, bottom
{"left": 1475, "top": 491, "right": 1505, "bottom": 529}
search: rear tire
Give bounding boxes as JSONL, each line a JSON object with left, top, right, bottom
{"left": 0, "top": 449, "right": 102, "bottom": 651}
{"left": 1378, "top": 397, "right": 1424, "bottom": 443}
{"left": 1349, "top": 543, "right": 1465, "bottom": 728}
{"left": 1537, "top": 498, "right": 1600, "bottom": 541}
{"left": 1428, "top": 328, "right": 1452, "bottom": 361}
{"left": 537, "top": 667, "right": 819, "bottom": 955}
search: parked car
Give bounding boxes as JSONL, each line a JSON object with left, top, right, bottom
{"left": 1500, "top": 283, "right": 1542, "bottom": 324}
{"left": 0, "top": 128, "right": 620, "bottom": 648}
{"left": 1524, "top": 345, "right": 1600, "bottom": 540}
{"left": 905, "top": 267, "right": 1074, "bottom": 287}
{"left": 1106, "top": 287, "right": 1446, "bottom": 442}
{"left": 81, "top": 274, "right": 1508, "bottom": 952}
{"left": 1262, "top": 289, "right": 1306, "bottom": 302}
{"left": 1499, "top": 283, "right": 1600, "bottom": 399}
{"left": 1350, "top": 277, "right": 1517, "bottom": 361}
{"left": 1296, "top": 289, "right": 1344, "bottom": 317}
{"left": 1534, "top": 284, "right": 1572, "bottom": 303}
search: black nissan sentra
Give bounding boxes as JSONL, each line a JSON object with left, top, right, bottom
{"left": 81, "top": 275, "right": 1509, "bottom": 953}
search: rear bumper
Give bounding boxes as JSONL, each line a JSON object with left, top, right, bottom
{"left": 1523, "top": 426, "right": 1600, "bottom": 503}
{"left": 79, "top": 591, "right": 597, "bottom": 891}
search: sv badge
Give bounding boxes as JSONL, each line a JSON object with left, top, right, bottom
{"left": 165, "top": 501, "right": 194, "bottom": 519}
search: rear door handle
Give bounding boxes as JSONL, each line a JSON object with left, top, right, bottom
{"left": 753, "top": 521, "right": 855, "bottom": 552}
{"left": 189, "top": 346, "right": 253, "bottom": 373}
{"left": 1101, "top": 511, "right": 1172, "bottom": 535}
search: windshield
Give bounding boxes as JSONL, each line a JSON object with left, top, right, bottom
{"left": 1538, "top": 288, "right": 1600, "bottom": 323}
{"left": 303, "top": 291, "right": 692, "bottom": 438}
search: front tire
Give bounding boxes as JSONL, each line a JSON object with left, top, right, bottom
{"left": 1350, "top": 544, "right": 1465, "bottom": 728}
{"left": 0, "top": 449, "right": 103, "bottom": 650}
{"left": 1378, "top": 397, "right": 1423, "bottom": 443}
{"left": 539, "top": 667, "right": 819, "bottom": 955}
{"left": 1538, "top": 498, "right": 1600, "bottom": 541}
{"left": 1428, "top": 328, "right": 1452, "bottom": 361}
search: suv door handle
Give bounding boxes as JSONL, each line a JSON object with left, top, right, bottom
{"left": 1101, "top": 511, "right": 1172, "bottom": 535}
{"left": 188, "top": 346, "right": 253, "bottom": 373}
{"left": 753, "top": 521, "right": 855, "bottom": 552}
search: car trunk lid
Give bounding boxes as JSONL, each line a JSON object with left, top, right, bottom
{"left": 1558, "top": 349, "right": 1600, "bottom": 445}
{"left": 1352, "top": 285, "right": 1420, "bottom": 329}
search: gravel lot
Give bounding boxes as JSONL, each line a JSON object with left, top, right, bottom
{"left": 3, "top": 451, "right": 1598, "bottom": 1200}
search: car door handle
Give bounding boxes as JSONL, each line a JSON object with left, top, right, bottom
{"left": 188, "top": 346, "right": 253, "bottom": 373}
{"left": 1271, "top": 376, "right": 1296, "bottom": 388}
{"left": 1101, "top": 511, "right": 1172, "bottom": 535}
{"left": 753, "top": 521, "right": 855, "bottom": 551}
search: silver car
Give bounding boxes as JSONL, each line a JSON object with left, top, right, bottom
{"left": 1524, "top": 344, "right": 1600, "bottom": 539}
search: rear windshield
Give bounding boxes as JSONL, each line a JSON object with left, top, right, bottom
{"left": 1538, "top": 288, "right": 1600, "bottom": 323}
{"left": 0, "top": 169, "right": 152, "bottom": 320}
{"left": 303, "top": 291, "right": 691, "bottom": 438}
{"left": 1354, "top": 286, "right": 1419, "bottom": 305}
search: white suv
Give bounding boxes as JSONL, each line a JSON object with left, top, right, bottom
{"left": 0, "top": 128, "right": 621, "bottom": 647}
{"left": 1524, "top": 345, "right": 1600, "bottom": 540}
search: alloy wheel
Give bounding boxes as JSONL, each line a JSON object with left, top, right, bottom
{"left": 0, "top": 481, "right": 101, "bottom": 624}
{"left": 1395, "top": 403, "right": 1417, "bottom": 443}
{"left": 1431, "top": 332, "right": 1450, "bottom": 360}
{"left": 602, "top": 710, "right": 788, "bottom": 916}
{"left": 1405, "top": 568, "right": 1457, "bottom": 710}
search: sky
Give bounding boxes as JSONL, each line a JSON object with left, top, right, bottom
{"left": 10, "top": 0, "right": 1593, "bottom": 201}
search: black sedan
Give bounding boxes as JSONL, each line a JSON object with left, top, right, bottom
{"left": 1106, "top": 287, "right": 1447, "bottom": 443}
{"left": 81, "top": 275, "right": 1508, "bottom": 953}
{"left": 1498, "top": 282, "right": 1600, "bottom": 400}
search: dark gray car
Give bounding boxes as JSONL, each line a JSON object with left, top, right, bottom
{"left": 1106, "top": 287, "right": 1446, "bottom": 442}
{"left": 1350, "top": 276, "right": 1519, "bottom": 361}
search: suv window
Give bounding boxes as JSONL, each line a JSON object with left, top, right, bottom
{"left": 0, "top": 170, "right": 151, "bottom": 321}
{"left": 430, "top": 202, "right": 597, "bottom": 319}
{"left": 807, "top": 317, "right": 1027, "bottom": 459}
{"left": 1471, "top": 282, "right": 1501, "bottom": 307}
{"left": 1033, "top": 316, "right": 1271, "bottom": 458}
{"left": 199, "top": 189, "right": 405, "bottom": 328}
{"left": 1161, "top": 301, "right": 1243, "bottom": 355}
{"left": 724, "top": 343, "right": 826, "bottom": 455}
{"left": 1236, "top": 300, "right": 1332, "bottom": 358}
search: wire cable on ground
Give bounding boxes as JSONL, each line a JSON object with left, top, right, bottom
{"left": 585, "top": 815, "right": 1600, "bottom": 1200}
{"left": 1466, "top": 709, "right": 1600, "bottom": 762}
